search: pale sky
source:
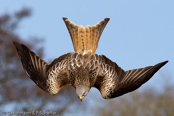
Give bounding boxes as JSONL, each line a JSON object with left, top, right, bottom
{"left": 1, "top": 0, "right": 174, "bottom": 91}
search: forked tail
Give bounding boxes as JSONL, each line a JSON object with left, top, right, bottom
{"left": 63, "top": 17, "right": 110, "bottom": 55}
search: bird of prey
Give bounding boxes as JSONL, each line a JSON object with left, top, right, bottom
{"left": 14, "top": 17, "right": 168, "bottom": 100}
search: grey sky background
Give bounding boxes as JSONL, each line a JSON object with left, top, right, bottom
{"left": 1, "top": 0, "right": 173, "bottom": 92}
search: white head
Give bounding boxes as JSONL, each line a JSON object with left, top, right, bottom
{"left": 76, "top": 85, "right": 90, "bottom": 101}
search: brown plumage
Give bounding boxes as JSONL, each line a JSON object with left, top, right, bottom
{"left": 63, "top": 17, "right": 109, "bottom": 55}
{"left": 14, "top": 18, "right": 168, "bottom": 100}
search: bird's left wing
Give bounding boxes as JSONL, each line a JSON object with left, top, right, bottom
{"left": 93, "top": 54, "right": 168, "bottom": 99}
{"left": 13, "top": 42, "right": 72, "bottom": 94}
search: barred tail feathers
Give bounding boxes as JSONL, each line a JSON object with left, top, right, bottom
{"left": 63, "top": 17, "right": 110, "bottom": 55}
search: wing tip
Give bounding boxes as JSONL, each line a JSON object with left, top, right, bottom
{"left": 159, "top": 60, "right": 168, "bottom": 67}
{"left": 13, "top": 41, "right": 23, "bottom": 53}
{"left": 13, "top": 41, "right": 17, "bottom": 45}
{"left": 13, "top": 41, "right": 20, "bottom": 47}
{"left": 163, "top": 60, "right": 169, "bottom": 64}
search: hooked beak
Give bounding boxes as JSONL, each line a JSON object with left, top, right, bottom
{"left": 80, "top": 96, "right": 85, "bottom": 101}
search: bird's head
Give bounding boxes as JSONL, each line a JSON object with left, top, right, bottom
{"left": 76, "top": 85, "right": 90, "bottom": 101}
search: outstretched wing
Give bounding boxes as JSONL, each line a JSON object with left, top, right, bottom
{"left": 13, "top": 42, "right": 72, "bottom": 94}
{"left": 93, "top": 54, "right": 168, "bottom": 99}
{"left": 13, "top": 42, "right": 49, "bottom": 91}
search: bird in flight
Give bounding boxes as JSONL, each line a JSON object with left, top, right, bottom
{"left": 14, "top": 17, "right": 168, "bottom": 101}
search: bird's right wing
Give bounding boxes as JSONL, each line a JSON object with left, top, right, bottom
{"left": 111, "top": 61, "right": 168, "bottom": 98}
{"left": 93, "top": 54, "right": 168, "bottom": 99}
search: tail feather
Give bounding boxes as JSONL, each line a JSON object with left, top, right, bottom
{"left": 63, "top": 17, "right": 110, "bottom": 55}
